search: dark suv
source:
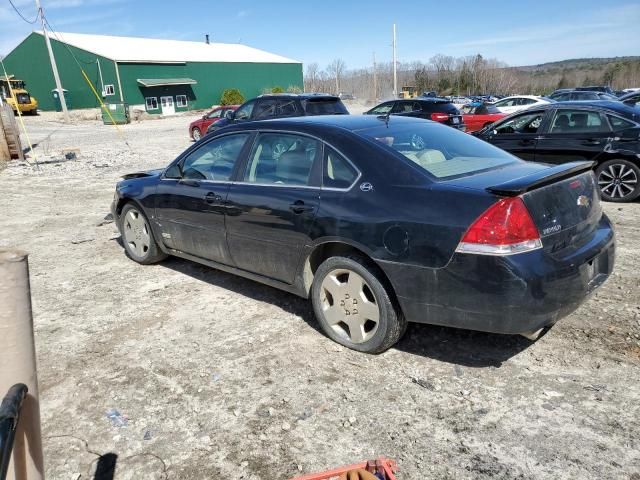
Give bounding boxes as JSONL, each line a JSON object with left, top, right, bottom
{"left": 364, "top": 98, "right": 465, "bottom": 130}
{"left": 206, "top": 93, "right": 348, "bottom": 134}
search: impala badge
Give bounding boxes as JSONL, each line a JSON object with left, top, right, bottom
{"left": 577, "top": 195, "right": 590, "bottom": 207}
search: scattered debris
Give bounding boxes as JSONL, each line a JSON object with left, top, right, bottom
{"left": 105, "top": 408, "right": 128, "bottom": 427}
{"left": 143, "top": 430, "right": 152, "bottom": 440}
{"left": 411, "top": 377, "right": 436, "bottom": 391}
{"left": 281, "top": 422, "right": 291, "bottom": 431}
{"left": 211, "top": 373, "right": 221, "bottom": 382}
{"left": 71, "top": 237, "right": 94, "bottom": 245}
{"left": 97, "top": 213, "right": 114, "bottom": 227}
{"left": 584, "top": 384, "right": 607, "bottom": 392}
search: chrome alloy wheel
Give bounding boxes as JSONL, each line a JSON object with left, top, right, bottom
{"left": 598, "top": 163, "right": 638, "bottom": 199}
{"left": 319, "top": 268, "right": 380, "bottom": 344}
{"left": 123, "top": 208, "right": 151, "bottom": 258}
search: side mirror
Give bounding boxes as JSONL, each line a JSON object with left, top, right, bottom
{"left": 165, "top": 163, "right": 182, "bottom": 179}
{"left": 225, "top": 110, "right": 235, "bottom": 120}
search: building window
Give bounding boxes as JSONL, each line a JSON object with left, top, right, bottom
{"left": 104, "top": 84, "right": 115, "bottom": 96}
{"left": 176, "top": 95, "right": 188, "bottom": 108}
{"left": 145, "top": 97, "right": 159, "bottom": 110}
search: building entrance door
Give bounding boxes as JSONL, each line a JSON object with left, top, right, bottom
{"left": 161, "top": 96, "right": 175, "bottom": 115}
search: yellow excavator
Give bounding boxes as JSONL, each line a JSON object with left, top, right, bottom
{"left": 398, "top": 86, "right": 418, "bottom": 99}
{"left": 0, "top": 75, "right": 38, "bottom": 115}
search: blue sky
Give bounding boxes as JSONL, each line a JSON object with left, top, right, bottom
{"left": 1, "top": 0, "right": 639, "bottom": 69}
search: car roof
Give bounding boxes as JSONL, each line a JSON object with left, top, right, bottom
{"left": 499, "top": 95, "right": 543, "bottom": 100}
{"left": 256, "top": 93, "right": 339, "bottom": 100}
{"left": 233, "top": 114, "right": 425, "bottom": 132}
{"left": 619, "top": 91, "right": 640, "bottom": 100}
{"left": 531, "top": 100, "right": 639, "bottom": 118}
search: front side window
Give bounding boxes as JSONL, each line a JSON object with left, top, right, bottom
{"left": 243, "top": 133, "right": 319, "bottom": 186}
{"left": 180, "top": 134, "right": 250, "bottom": 181}
{"left": 176, "top": 95, "right": 188, "bottom": 107}
{"left": 550, "top": 109, "right": 608, "bottom": 133}
{"left": 207, "top": 109, "right": 222, "bottom": 119}
{"left": 495, "top": 111, "right": 544, "bottom": 134}
{"left": 357, "top": 122, "right": 516, "bottom": 179}
{"left": 234, "top": 100, "right": 256, "bottom": 120}
{"left": 145, "top": 97, "right": 158, "bottom": 110}
{"left": 253, "top": 99, "right": 277, "bottom": 120}
{"left": 369, "top": 102, "right": 394, "bottom": 115}
{"left": 323, "top": 147, "right": 358, "bottom": 189}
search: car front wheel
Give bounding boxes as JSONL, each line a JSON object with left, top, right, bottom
{"left": 120, "top": 203, "right": 167, "bottom": 264}
{"left": 596, "top": 159, "right": 640, "bottom": 202}
{"left": 192, "top": 127, "right": 202, "bottom": 141}
{"left": 311, "top": 256, "right": 406, "bottom": 354}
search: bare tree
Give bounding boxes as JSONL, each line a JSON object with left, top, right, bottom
{"left": 304, "top": 63, "right": 320, "bottom": 92}
{"left": 327, "top": 58, "right": 347, "bottom": 94}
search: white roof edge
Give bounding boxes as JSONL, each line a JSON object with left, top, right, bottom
{"left": 33, "top": 31, "right": 302, "bottom": 64}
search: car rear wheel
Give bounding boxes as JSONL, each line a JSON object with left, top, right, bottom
{"left": 596, "top": 159, "right": 640, "bottom": 202}
{"left": 311, "top": 256, "right": 406, "bottom": 354}
{"left": 120, "top": 203, "right": 167, "bottom": 264}
{"left": 192, "top": 127, "right": 202, "bottom": 141}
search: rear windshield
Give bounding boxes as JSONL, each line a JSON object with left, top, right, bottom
{"left": 356, "top": 122, "right": 517, "bottom": 179}
{"left": 304, "top": 99, "right": 348, "bottom": 115}
{"left": 420, "top": 101, "right": 460, "bottom": 114}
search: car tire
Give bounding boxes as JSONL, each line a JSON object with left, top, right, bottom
{"left": 192, "top": 127, "right": 202, "bottom": 141}
{"left": 120, "top": 203, "right": 167, "bottom": 264}
{"left": 596, "top": 159, "right": 640, "bottom": 202}
{"left": 311, "top": 255, "right": 406, "bottom": 354}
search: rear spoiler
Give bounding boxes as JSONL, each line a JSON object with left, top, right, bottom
{"left": 487, "top": 161, "right": 594, "bottom": 196}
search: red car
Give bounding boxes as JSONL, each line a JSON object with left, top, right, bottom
{"left": 189, "top": 105, "right": 239, "bottom": 140}
{"left": 461, "top": 103, "right": 506, "bottom": 133}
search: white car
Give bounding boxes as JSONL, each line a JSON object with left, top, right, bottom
{"left": 492, "top": 95, "right": 552, "bottom": 114}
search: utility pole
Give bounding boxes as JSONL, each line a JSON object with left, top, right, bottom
{"left": 36, "top": 0, "right": 69, "bottom": 123}
{"left": 392, "top": 24, "right": 397, "bottom": 98}
{"left": 372, "top": 52, "right": 377, "bottom": 102}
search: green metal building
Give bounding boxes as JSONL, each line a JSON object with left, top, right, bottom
{"left": 2, "top": 31, "right": 303, "bottom": 113}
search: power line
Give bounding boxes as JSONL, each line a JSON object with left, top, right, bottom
{"left": 7, "top": 0, "right": 39, "bottom": 24}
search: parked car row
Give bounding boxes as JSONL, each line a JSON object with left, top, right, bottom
{"left": 187, "top": 88, "right": 640, "bottom": 202}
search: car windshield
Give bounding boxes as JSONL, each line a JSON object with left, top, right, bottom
{"left": 356, "top": 122, "right": 517, "bottom": 179}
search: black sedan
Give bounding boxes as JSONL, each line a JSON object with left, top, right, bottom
{"left": 364, "top": 98, "right": 465, "bottom": 131}
{"left": 112, "top": 115, "right": 614, "bottom": 353}
{"left": 474, "top": 101, "right": 640, "bottom": 202}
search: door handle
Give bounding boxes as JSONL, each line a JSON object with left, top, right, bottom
{"left": 204, "top": 192, "right": 223, "bottom": 204}
{"left": 583, "top": 139, "right": 601, "bottom": 145}
{"left": 289, "top": 200, "right": 315, "bottom": 214}
{"left": 519, "top": 139, "right": 537, "bottom": 145}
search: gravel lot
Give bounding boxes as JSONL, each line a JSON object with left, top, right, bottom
{"left": 1, "top": 110, "right": 639, "bottom": 480}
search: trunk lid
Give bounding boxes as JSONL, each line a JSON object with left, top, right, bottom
{"left": 521, "top": 171, "right": 602, "bottom": 254}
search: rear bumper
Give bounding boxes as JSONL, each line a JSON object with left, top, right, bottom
{"left": 377, "top": 216, "right": 615, "bottom": 335}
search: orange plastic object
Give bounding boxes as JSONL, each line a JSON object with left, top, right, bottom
{"left": 290, "top": 457, "right": 397, "bottom": 480}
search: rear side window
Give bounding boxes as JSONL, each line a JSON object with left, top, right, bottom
{"left": 420, "top": 102, "right": 459, "bottom": 114}
{"left": 323, "top": 147, "right": 358, "bottom": 189}
{"left": 244, "top": 133, "right": 319, "bottom": 186}
{"left": 607, "top": 115, "right": 635, "bottom": 130}
{"left": 253, "top": 99, "right": 278, "bottom": 120}
{"left": 304, "top": 99, "right": 348, "bottom": 115}
{"left": 368, "top": 102, "right": 394, "bottom": 114}
{"left": 550, "top": 109, "right": 609, "bottom": 133}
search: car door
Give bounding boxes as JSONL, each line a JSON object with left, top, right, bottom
{"left": 225, "top": 131, "right": 322, "bottom": 283}
{"left": 534, "top": 108, "right": 612, "bottom": 164}
{"left": 154, "top": 132, "right": 253, "bottom": 264}
{"left": 481, "top": 110, "right": 548, "bottom": 161}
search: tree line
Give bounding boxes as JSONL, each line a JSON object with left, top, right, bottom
{"left": 304, "top": 54, "right": 640, "bottom": 101}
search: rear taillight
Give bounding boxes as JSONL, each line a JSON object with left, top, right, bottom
{"left": 456, "top": 197, "right": 542, "bottom": 255}
{"left": 430, "top": 112, "right": 449, "bottom": 121}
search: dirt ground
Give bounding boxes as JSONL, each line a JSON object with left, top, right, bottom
{"left": 1, "top": 110, "right": 639, "bottom": 480}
